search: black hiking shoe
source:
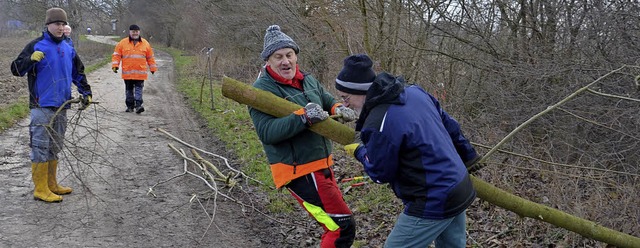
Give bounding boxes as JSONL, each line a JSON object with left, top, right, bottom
{"left": 135, "top": 106, "right": 145, "bottom": 114}
{"left": 125, "top": 107, "right": 134, "bottom": 112}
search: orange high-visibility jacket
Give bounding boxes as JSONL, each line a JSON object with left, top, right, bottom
{"left": 112, "top": 37, "right": 157, "bottom": 80}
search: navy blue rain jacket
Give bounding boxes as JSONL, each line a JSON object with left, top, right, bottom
{"left": 11, "top": 31, "right": 91, "bottom": 108}
{"left": 353, "top": 72, "right": 477, "bottom": 219}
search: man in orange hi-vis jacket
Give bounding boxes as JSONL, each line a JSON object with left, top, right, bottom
{"left": 112, "top": 24, "right": 157, "bottom": 114}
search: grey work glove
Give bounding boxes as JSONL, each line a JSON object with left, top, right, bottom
{"left": 296, "top": 103, "right": 329, "bottom": 127}
{"left": 334, "top": 104, "right": 357, "bottom": 122}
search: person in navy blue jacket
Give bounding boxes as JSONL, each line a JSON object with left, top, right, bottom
{"left": 337, "top": 54, "right": 480, "bottom": 247}
{"left": 63, "top": 24, "right": 74, "bottom": 47}
{"left": 10, "top": 8, "right": 92, "bottom": 203}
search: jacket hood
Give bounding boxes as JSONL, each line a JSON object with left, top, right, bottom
{"left": 356, "top": 72, "right": 405, "bottom": 130}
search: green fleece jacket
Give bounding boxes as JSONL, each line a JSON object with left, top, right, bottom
{"left": 249, "top": 68, "right": 339, "bottom": 187}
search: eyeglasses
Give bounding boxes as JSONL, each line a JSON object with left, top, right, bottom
{"left": 340, "top": 94, "right": 351, "bottom": 102}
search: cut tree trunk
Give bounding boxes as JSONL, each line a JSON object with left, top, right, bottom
{"left": 221, "top": 76, "right": 640, "bottom": 248}
{"left": 221, "top": 76, "right": 355, "bottom": 145}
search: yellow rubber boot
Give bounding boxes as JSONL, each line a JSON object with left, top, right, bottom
{"left": 32, "top": 162, "right": 62, "bottom": 202}
{"left": 48, "top": 160, "right": 72, "bottom": 195}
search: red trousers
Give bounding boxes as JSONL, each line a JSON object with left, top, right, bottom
{"left": 286, "top": 168, "right": 356, "bottom": 248}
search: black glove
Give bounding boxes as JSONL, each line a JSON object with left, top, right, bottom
{"left": 465, "top": 155, "right": 485, "bottom": 174}
{"left": 112, "top": 67, "right": 118, "bottom": 73}
{"left": 353, "top": 131, "right": 362, "bottom": 143}
{"left": 79, "top": 95, "right": 92, "bottom": 110}
{"left": 296, "top": 103, "right": 329, "bottom": 127}
{"left": 151, "top": 71, "right": 155, "bottom": 75}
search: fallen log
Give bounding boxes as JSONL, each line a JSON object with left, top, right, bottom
{"left": 221, "top": 76, "right": 640, "bottom": 247}
{"left": 220, "top": 76, "right": 355, "bottom": 145}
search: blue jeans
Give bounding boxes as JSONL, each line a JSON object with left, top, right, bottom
{"left": 384, "top": 211, "right": 467, "bottom": 248}
{"left": 30, "top": 108, "right": 67, "bottom": 162}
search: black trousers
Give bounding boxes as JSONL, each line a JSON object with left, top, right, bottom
{"left": 124, "top": 80, "right": 144, "bottom": 108}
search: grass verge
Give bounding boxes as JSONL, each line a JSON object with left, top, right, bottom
{"left": 85, "top": 53, "right": 112, "bottom": 72}
{"left": 0, "top": 98, "right": 29, "bottom": 131}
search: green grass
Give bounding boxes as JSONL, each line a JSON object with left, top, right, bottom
{"left": 160, "top": 46, "right": 297, "bottom": 213}
{"left": 84, "top": 53, "right": 111, "bottom": 73}
{"left": 85, "top": 53, "right": 112, "bottom": 72}
{"left": 0, "top": 98, "right": 29, "bottom": 131}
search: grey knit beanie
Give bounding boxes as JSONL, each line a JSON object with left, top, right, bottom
{"left": 45, "top": 8, "right": 68, "bottom": 25}
{"left": 261, "top": 25, "right": 300, "bottom": 61}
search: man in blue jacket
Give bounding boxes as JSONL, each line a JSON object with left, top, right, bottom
{"left": 10, "top": 7, "right": 92, "bottom": 203}
{"left": 338, "top": 54, "right": 479, "bottom": 247}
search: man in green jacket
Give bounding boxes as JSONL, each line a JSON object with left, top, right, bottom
{"left": 249, "top": 25, "right": 357, "bottom": 248}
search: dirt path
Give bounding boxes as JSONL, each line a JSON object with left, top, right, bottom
{"left": 0, "top": 36, "right": 280, "bottom": 247}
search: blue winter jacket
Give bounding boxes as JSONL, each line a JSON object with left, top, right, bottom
{"left": 64, "top": 36, "right": 74, "bottom": 47}
{"left": 11, "top": 31, "right": 91, "bottom": 109}
{"left": 353, "top": 72, "right": 477, "bottom": 220}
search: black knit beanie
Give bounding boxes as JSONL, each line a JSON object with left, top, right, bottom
{"left": 335, "top": 54, "right": 376, "bottom": 95}
{"left": 129, "top": 24, "right": 140, "bottom": 30}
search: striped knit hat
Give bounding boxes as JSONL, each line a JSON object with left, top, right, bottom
{"left": 261, "top": 25, "right": 299, "bottom": 61}
{"left": 335, "top": 54, "right": 376, "bottom": 95}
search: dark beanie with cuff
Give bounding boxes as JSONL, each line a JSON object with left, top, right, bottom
{"left": 261, "top": 25, "right": 300, "bottom": 61}
{"left": 45, "top": 8, "right": 68, "bottom": 25}
{"left": 129, "top": 24, "right": 140, "bottom": 30}
{"left": 335, "top": 54, "right": 376, "bottom": 95}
